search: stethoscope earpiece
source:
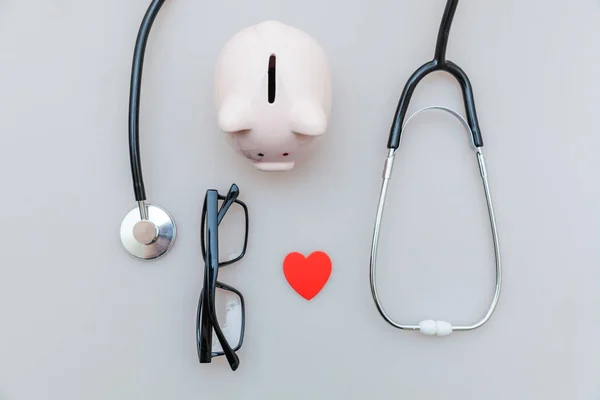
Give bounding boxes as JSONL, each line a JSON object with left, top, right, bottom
{"left": 121, "top": 202, "right": 176, "bottom": 260}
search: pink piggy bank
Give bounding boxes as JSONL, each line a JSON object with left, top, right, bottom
{"left": 214, "top": 20, "right": 332, "bottom": 171}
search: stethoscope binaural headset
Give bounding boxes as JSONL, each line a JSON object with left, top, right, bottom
{"left": 369, "top": 0, "right": 502, "bottom": 336}
{"left": 120, "top": 0, "right": 175, "bottom": 260}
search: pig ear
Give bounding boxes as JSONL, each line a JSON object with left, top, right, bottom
{"left": 218, "top": 96, "right": 255, "bottom": 133}
{"left": 290, "top": 100, "right": 328, "bottom": 136}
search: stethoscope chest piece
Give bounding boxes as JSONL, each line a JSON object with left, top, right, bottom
{"left": 120, "top": 204, "right": 176, "bottom": 260}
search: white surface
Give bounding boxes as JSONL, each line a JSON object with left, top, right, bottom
{"left": 0, "top": 0, "right": 599, "bottom": 399}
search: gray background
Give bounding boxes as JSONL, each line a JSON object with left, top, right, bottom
{"left": 1, "top": 0, "right": 599, "bottom": 399}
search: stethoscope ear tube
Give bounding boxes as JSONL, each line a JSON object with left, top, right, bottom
{"left": 387, "top": 0, "right": 483, "bottom": 150}
{"left": 121, "top": 0, "right": 176, "bottom": 261}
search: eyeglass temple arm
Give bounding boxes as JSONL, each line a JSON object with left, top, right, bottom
{"left": 217, "top": 184, "right": 240, "bottom": 224}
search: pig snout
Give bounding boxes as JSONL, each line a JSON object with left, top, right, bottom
{"left": 250, "top": 151, "right": 296, "bottom": 171}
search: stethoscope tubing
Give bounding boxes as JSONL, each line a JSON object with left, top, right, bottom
{"left": 128, "top": 0, "right": 167, "bottom": 203}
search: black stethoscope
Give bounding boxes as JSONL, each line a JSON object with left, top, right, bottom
{"left": 369, "top": 0, "right": 502, "bottom": 336}
{"left": 120, "top": 0, "right": 175, "bottom": 260}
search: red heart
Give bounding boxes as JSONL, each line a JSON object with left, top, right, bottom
{"left": 283, "top": 251, "right": 332, "bottom": 300}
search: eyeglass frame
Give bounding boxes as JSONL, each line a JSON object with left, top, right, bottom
{"left": 196, "top": 183, "right": 249, "bottom": 371}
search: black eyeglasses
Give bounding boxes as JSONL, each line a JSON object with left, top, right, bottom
{"left": 196, "top": 183, "right": 249, "bottom": 371}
